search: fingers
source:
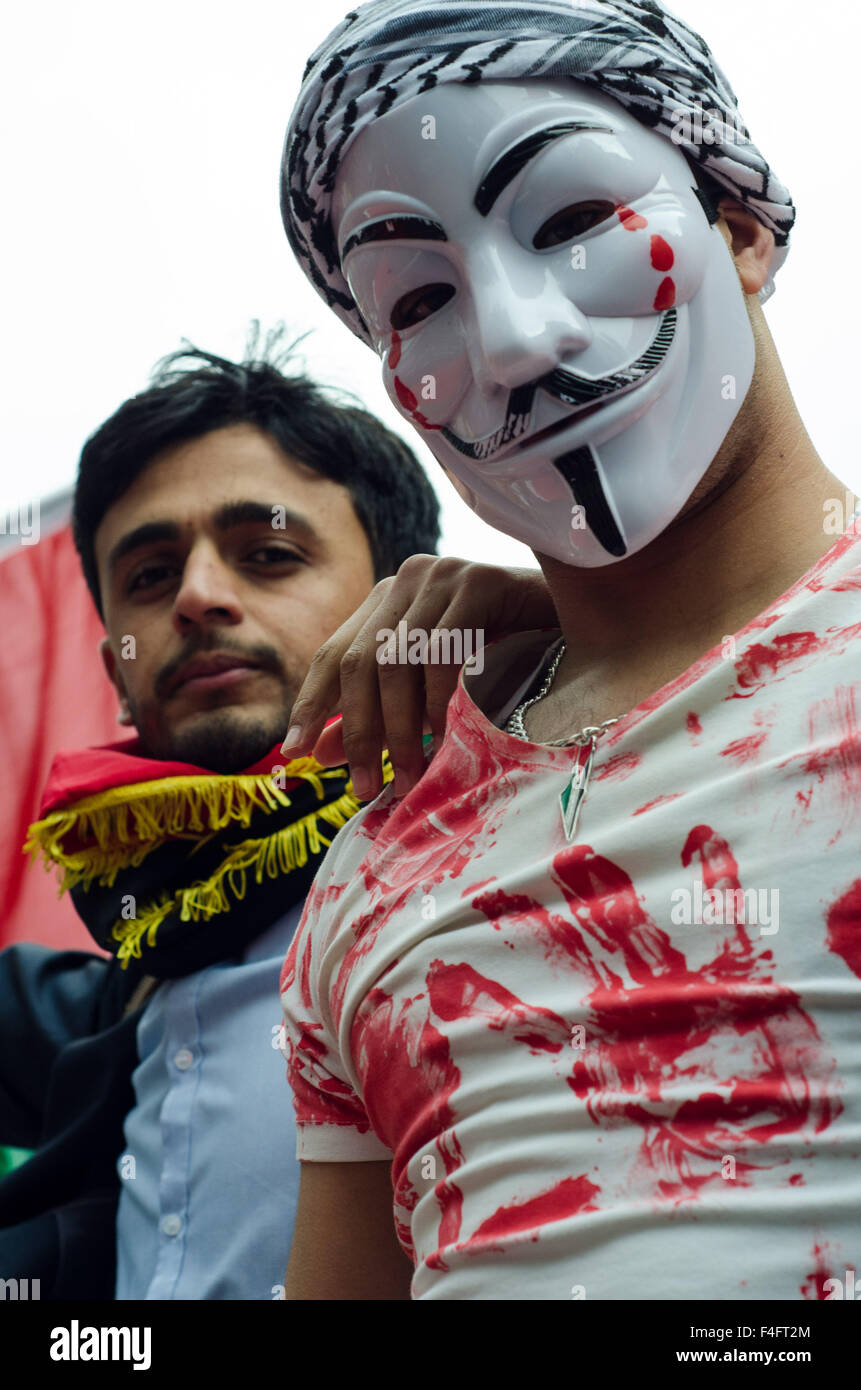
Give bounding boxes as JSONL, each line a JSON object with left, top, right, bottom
{"left": 310, "top": 717, "right": 346, "bottom": 768}
{"left": 332, "top": 631, "right": 388, "bottom": 800}
{"left": 375, "top": 639, "right": 429, "bottom": 798}
{"left": 340, "top": 580, "right": 475, "bottom": 798}
{"left": 422, "top": 637, "right": 461, "bottom": 746}
{"left": 284, "top": 555, "right": 541, "bottom": 801}
{"left": 281, "top": 584, "right": 392, "bottom": 759}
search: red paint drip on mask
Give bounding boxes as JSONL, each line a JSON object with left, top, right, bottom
{"left": 653, "top": 277, "right": 676, "bottom": 311}
{"left": 650, "top": 235, "right": 675, "bottom": 271}
{"left": 686, "top": 712, "right": 703, "bottom": 739}
{"left": 389, "top": 329, "right": 402, "bottom": 369}
{"left": 394, "top": 374, "right": 418, "bottom": 411}
{"left": 394, "top": 374, "right": 441, "bottom": 431}
{"left": 616, "top": 206, "right": 647, "bottom": 231}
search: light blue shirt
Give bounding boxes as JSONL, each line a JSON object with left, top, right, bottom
{"left": 114, "top": 904, "right": 303, "bottom": 1301}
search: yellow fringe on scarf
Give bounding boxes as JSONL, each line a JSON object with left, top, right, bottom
{"left": 23, "top": 752, "right": 394, "bottom": 969}
{"left": 22, "top": 757, "right": 350, "bottom": 892}
{"left": 109, "top": 783, "right": 365, "bottom": 967}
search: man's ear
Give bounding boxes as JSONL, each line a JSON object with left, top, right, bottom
{"left": 715, "top": 197, "right": 775, "bottom": 297}
{"left": 100, "top": 636, "right": 134, "bottom": 726}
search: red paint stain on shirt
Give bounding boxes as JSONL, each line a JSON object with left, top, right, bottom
{"left": 686, "top": 712, "right": 703, "bottom": 740}
{"left": 779, "top": 685, "right": 860, "bottom": 813}
{"left": 605, "top": 650, "right": 726, "bottom": 746}
{"left": 331, "top": 887, "right": 416, "bottom": 1021}
{"left": 462, "top": 877, "right": 497, "bottom": 899}
{"left": 459, "top": 1175, "right": 601, "bottom": 1253}
{"left": 427, "top": 959, "right": 569, "bottom": 1054}
{"left": 287, "top": 1058, "right": 376, "bottom": 1134}
{"left": 299, "top": 929, "right": 313, "bottom": 1008}
{"left": 826, "top": 879, "right": 861, "bottom": 978}
{"left": 352, "top": 985, "right": 465, "bottom": 1269}
{"left": 593, "top": 751, "right": 641, "bottom": 782}
{"left": 545, "top": 829, "right": 840, "bottom": 1202}
{"left": 632, "top": 793, "right": 682, "bottom": 816}
{"left": 800, "top": 1242, "right": 836, "bottom": 1300}
{"left": 803, "top": 686, "right": 859, "bottom": 789}
{"left": 719, "top": 731, "right": 769, "bottom": 764}
{"left": 650, "top": 235, "right": 674, "bottom": 271}
{"left": 298, "top": 1026, "right": 327, "bottom": 1059}
{"left": 653, "top": 276, "right": 676, "bottom": 311}
{"left": 730, "top": 631, "right": 823, "bottom": 696}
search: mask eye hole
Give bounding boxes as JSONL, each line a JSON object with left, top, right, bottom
{"left": 533, "top": 199, "right": 617, "bottom": 249}
{"left": 390, "top": 283, "right": 455, "bottom": 330}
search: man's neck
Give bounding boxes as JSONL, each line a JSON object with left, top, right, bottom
{"left": 529, "top": 373, "right": 849, "bottom": 737}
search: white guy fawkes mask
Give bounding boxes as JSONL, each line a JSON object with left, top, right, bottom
{"left": 331, "top": 79, "right": 756, "bottom": 567}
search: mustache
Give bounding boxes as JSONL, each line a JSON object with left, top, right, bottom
{"left": 155, "top": 635, "right": 287, "bottom": 699}
{"left": 440, "top": 307, "right": 677, "bottom": 463}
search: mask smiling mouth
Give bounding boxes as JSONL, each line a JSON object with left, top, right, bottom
{"left": 521, "top": 390, "right": 633, "bottom": 451}
{"left": 440, "top": 307, "right": 677, "bottom": 464}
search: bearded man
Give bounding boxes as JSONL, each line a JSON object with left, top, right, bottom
{"left": 1, "top": 335, "right": 556, "bottom": 1298}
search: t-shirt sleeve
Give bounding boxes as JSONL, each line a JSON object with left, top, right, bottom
{"left": 279, "top": 857, "right": 393, "bottom": 1163}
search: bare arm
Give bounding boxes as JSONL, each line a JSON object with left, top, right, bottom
{"left": 284, "top": 1159, "right": 414, "bottom": 1301}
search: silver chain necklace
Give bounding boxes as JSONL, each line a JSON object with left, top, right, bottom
{"left": 504, "top": 640, "right": 621, "bottom": 841}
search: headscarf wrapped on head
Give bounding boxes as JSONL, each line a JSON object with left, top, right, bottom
{"left": 281, "top": 0, "right": 795, "bottom": 346}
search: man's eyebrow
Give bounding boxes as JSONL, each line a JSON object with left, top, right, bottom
{"left": 474, "top": 121, "right": 616, "bottom": 217}
{"left": 212, "top": 500, "right": 317, "bottom": 542}
{"left": 107, "top": 502, "right": 317, "bottom": 575}
{"left": 107, "top": 521, "right": 181, "bottom": 577}
{"left": 341, "top": 214, "right": 447, "bottom": 261}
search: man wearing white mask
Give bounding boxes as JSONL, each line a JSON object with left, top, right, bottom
{"left": 276, "top": 0, "right": 861, "bottom": 1300}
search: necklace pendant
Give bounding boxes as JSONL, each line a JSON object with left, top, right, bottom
{"left": 559, "top": 739, "right": 596, "bottom": 841}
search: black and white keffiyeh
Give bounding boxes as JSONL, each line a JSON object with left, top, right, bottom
{"left": 281, "top": 0, "right": 795, "bottom": 346}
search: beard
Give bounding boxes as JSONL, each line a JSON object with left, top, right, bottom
{"left": 123, "top": 634, "right": 303, "bottom": 773}
{"left": 127, "top": 688, "right": 298, "bottom": 774}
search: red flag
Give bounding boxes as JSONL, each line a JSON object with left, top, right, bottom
{"left": 0, "top": 511, "right": 127, "bottom": 951}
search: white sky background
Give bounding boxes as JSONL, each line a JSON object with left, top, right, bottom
{"left": 2, "top": 0, "right": 859, "bottom": 566}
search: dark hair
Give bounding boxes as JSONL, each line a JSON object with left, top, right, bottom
{"left": 683, "top": 155, "right": 726, "bottom": 226}
{"left": 72, "top": 324, "right": 441, "bottom": 616}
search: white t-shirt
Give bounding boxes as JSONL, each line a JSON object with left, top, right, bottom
{"left": 280, "top": 519, "right": 861, "bottom": 1301}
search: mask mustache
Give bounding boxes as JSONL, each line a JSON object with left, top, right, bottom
{"left": 441, "top": 307, "right": 677, "bottom": 463}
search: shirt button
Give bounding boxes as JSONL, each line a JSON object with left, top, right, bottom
{"left": 161, "top": 1213, "right": 182, "bottom": 1237}
{"left": 173, "top": 1048, "right": 194, "bottom": 1071}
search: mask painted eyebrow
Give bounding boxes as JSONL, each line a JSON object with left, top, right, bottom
{"left": 341, "top": 214, "right": 447, "bottom": 262}
{"left": 474, "top": 121, "right": 616, "bottom": 216}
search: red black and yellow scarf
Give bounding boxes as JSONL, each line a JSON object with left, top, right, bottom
{"left": 24, "top": 737, "right": 390, "bottom": 979}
